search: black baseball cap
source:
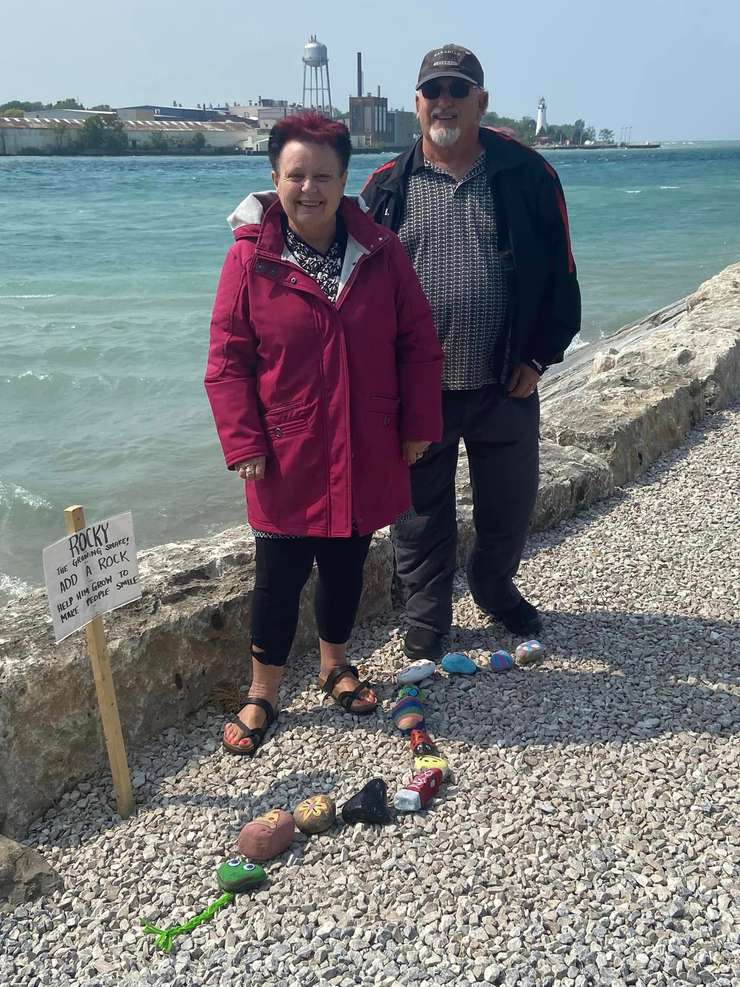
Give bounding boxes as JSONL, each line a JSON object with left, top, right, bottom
{"left": 416, "top": 44, "right": 484, "bottom": 89}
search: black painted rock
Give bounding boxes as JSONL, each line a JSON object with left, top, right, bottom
{"left": 341, "top": 778, "right": 393, "bottom": 825}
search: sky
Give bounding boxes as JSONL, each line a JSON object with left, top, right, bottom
{"left": 3, "top": 0, "right": 739, "bottom": 141}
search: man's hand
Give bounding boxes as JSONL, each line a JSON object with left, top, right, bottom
{"left": 236, "top": 456, "right": 266, "bottom": 481}
{"left": 403, "top": 440, "right": 431, "bottom": 466}
{"left": 507, "top": 363, "right": 541, "bottom": 399}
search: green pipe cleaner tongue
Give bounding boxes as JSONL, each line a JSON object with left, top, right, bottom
{"left": 140, "top": 891, "right": 235, "bottom": 953}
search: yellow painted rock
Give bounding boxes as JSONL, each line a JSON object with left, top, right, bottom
{"left": 238, "top": 808, "right": 294, "bottom": 861}
{"left": 414, "top": 755, "right": 450, "bottom": 779}
{"left": 293, "top": 794, "right": 336, "bottom": 834}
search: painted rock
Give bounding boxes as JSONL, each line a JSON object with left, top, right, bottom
{"left": 397, "top": 684, "right": 422, "bottom": 699}
{"left": 441, "top": 652, "right": 477, "bottom": 675}
{"left": 414, "top": 755, "right": 450, "bottom": 779}
{"left": 489, "top": 649, "right": 514, "bottom": 672}
{"left": 409, "top": 728, "right": 437, "bottom": 756}
{"left": 391, "top": 695, "right": 425, "bottom": 734}
{"left": 238, "top": 808, "right": 295, "bottom": 861}
{"left": 341, "top": 778, "right": 393, "bottom": 825}
{"left": 397, "top": 659, "right": 437, "bottom": 685}
{"left": 514, "top": 640, "right": 545, "bottom": 666}
{"left": 394, "top": 768, "right": 444, "bottom": 812}
{"left": 216, "top": 856, "right": 267, "bottom": 892}
{"left": 293, "top": 794, "right": 336, "bottom": 835}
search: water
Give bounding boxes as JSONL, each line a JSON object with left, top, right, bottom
{"left": 2, "top": 143, "right": 740, "bottom": 601}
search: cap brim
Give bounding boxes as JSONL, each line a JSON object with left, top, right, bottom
{"left": 416, "top": 70, "right": 482, "bottom": 89}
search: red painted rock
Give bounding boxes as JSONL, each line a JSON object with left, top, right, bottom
{"left": 238, "top": 808, "right": 295, "bottom": 861}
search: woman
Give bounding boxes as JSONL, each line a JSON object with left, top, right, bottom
{"left": 205, "top": 113, "right": 443, "bottom": 755}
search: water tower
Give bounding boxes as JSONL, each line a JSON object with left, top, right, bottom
{"left": 535, "top": 97, "right": 547, "bottom": 137}
{"left": 302, "top": 35, "right": 333, "bottom": 116}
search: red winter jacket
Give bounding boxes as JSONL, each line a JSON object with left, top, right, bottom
{"left": 205, "top": 193, "right": 443, "bottom": 537}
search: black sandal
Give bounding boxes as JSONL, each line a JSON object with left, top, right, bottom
{"left": 222, "top": 697, "right": 278, "bottom": 756}
{"left": 319, "top": 664, "right": 378, "bottom": 716}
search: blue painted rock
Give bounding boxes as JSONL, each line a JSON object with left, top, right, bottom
{"left": 489, "top": 649, "right": 514, "bottom": 672}
{"left": 397, "top": 659, "right": 437, "bottom": 685}
{"left": 238, "top": 808, "right": 295, "bottom": 861}
{"left": 514, "top": 640, "right": 545, "bottom": 666}
{"left": 397, "top": 684, "right": 422, "bottom": 700}
{"left": 441, "top": 652, "right": 477, "bottom": 675}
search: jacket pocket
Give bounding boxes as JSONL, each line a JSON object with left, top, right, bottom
{"left": 369, "top": 395, "right": 401, "bottom": 419}
{"left": 266, "top": 418, "right": 308, "bottom": 440}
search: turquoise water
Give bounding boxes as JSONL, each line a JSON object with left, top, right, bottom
{"left": 2, "top": 143, "right": 740, "bottom": 601}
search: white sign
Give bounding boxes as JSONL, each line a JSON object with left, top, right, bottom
{"left": 43, "top": 511, "right": 141, "bottom": 643}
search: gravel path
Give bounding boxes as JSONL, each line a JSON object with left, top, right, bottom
{"left": 2, "top": 408, "right": 739, "bottom": 987}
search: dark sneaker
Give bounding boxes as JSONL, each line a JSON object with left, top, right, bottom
{"left": 491, "top": 597, "right": 542, "bottom": 636}
{"left": 403, "top": 626, "right": 444, "bottom": 662}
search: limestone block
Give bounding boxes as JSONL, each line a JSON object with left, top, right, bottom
{"left": 0, "top": 836, "right": 62, "bottom": 912}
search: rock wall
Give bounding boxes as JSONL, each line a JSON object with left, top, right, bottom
{"left": 1, "top": 262, "right": 738, "bottom": 838}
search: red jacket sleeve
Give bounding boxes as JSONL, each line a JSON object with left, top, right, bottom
{"left": 204, "top": 245, "right": 268, "bottom": 469}
{"left": 388, "top": 236, "right": 444, "bottom": 443}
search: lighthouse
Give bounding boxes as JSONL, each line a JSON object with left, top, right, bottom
{"left": 535, "top": 97, "right": 547, "bottom": 137}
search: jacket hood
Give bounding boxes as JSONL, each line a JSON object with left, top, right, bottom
{"left": 227, "top": 190, "right": 279, "bottom": 230}
{"left": 227, "top": 191, "right": 382, "bottom": 258}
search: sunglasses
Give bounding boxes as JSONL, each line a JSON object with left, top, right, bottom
{"left": 419, "top": 79, "right": 475, "bottom": 100}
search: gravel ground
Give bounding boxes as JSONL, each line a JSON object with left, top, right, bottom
{"left": 2, "top": 408, "right": 739, "bottom": 987}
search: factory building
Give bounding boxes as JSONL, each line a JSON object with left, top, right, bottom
{"left": 0, "top": 116, "right": 257, "bottom": 155}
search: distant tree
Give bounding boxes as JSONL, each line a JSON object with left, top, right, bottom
{"left": 0, "top": 100, "right": 44, "bottom": 113}
{"left": 148, "top": 131, "right": 169, "bottom": 152}
{"left": 583, "top": 126, "right": 596, "bottom": 143}
{"left": 91, "top": 104, "right": 112, "bottom": 111}
{"left": 572, "top": 118, "right": 586, "bottom": 145}
{"left": 598, "top": 128, "right": 615, "bottom": 143}
{"left": 3, "top": 107, "right": 24, "bottom": 117}
{"left": 190, "top": 132, "right": 206, "bottom": 152}
{"left": 77, "top": 114, "right": 128, "bottom": 153}
{"left": 51, "top": 98, "right": 85, "bottom": 110}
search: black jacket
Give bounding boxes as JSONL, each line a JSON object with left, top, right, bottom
{"left": 359, "top": 128, "right": 581, "bottom": 372}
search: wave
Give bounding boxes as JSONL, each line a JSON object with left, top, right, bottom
{"left": 624, "top": 189, "right": 642, "bottom": 194}
{"left": 659, "top": 185, "right": 681, "bottom": 190}
{"left": 566, "top": 333, "right": 590, "bottom": 354}
{"left": 0, "top": 480, "right": 52, "bottom": 511}
{"left": 0, "top": 294, "right": 56, "bottom": 299}
{"left": 0, "top": 571, "right": 34, "bottom": 599}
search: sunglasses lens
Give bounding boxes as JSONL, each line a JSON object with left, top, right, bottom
{"left": 421, "top": 80, "right": 471, "bottom": 99}
{"left": 450, "top": 81, "right": 471, "bottom": 98}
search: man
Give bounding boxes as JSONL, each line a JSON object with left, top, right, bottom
{"left": 361, "top": 44, "right": 581, "bottom": 659}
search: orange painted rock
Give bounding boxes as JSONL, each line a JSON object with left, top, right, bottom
{"left": 238, "top": 808, "right": 295, "bottom": 861}
{"left": 293, "top": 794, "right": 336, "bottom": 834}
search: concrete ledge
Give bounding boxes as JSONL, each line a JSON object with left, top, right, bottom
{"left": 1, "top": 262, "right": 739, "bottom": 837}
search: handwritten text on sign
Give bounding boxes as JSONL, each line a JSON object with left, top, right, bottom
{"left": 43, "top": 512, "right": 141, "bottom": 643}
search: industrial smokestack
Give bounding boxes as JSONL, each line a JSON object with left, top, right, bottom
{"left": 357, "top": 53, "right": 363, "bottom": 98}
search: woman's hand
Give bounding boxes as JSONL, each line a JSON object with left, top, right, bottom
{"left": 236, "top": 457, "right": 266, "bottom": 481}
{"left": 403, "top": 440, "right": 431, "bottom": 466}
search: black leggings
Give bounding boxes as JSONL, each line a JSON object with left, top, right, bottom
{"left": 250, "top": 534, "right": 373, "bottom": 667}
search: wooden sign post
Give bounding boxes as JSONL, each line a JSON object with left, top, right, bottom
{"left": 45, "top": 505, "right": 137, "bottom": 819}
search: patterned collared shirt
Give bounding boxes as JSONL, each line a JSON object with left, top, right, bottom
{"left": 398, "top": 151, "right": 511, "bottom": 390}
{"left": 284, "top": 219, "right": 346, "bottom": 303}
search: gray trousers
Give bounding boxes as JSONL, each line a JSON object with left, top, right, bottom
{"left": 391, "top": 385, "right": 540, "bottom": 634}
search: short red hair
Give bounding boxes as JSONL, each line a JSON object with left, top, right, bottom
{"left": 268, "top": 112, "right": 352, "bottom": 172}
